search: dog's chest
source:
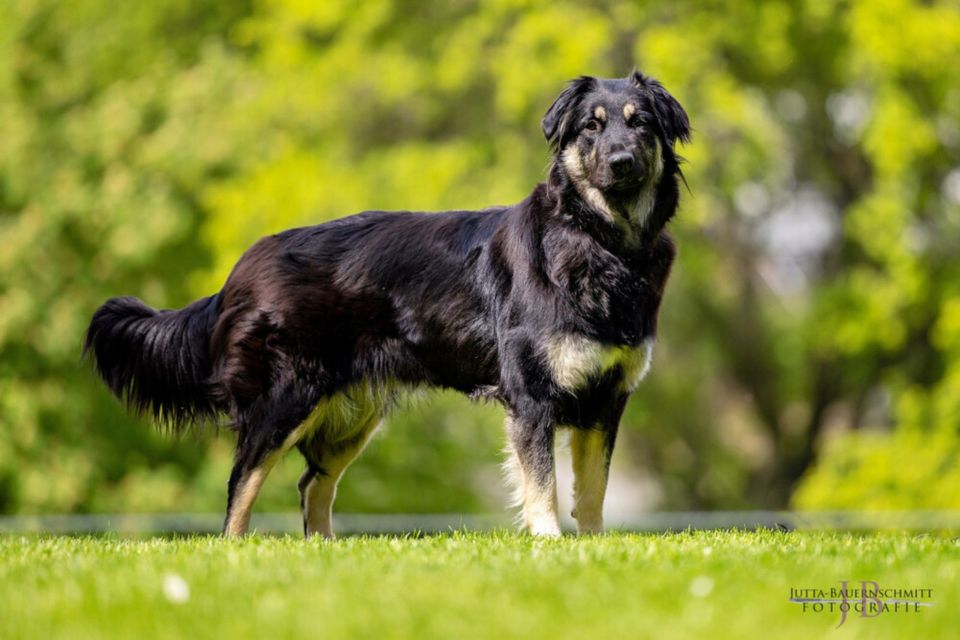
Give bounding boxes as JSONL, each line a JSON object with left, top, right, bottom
{"left": 545, "top": 334, "right": 655, "bottom": 393}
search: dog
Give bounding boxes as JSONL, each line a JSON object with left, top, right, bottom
{"left": 85, "top": 71, "right": 690, "bottom": 537}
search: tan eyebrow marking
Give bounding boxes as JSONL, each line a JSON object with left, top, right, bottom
{"left": 623, "top": 103, "right": 636, "bottom": 120}
{"left": 593, "top": 106, "right": 607, "bottom": 121}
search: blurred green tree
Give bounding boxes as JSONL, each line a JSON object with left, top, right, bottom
{"left": 1, "top": 0, "right": 958, "bottom": 516}
{"left": 0, "top": 0, "right": 254, "bottom": 512}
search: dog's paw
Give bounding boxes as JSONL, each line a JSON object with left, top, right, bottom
{"left": 526, "top": 521, "right": 562, "bottom": 537}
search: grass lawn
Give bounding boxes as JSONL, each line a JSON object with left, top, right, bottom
{"left": 0, "top": 530, "right": 957, "bottom": 639}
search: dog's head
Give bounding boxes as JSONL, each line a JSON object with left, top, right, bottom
{"left": 543, "top": 72, "right": 690, "bottom": 226}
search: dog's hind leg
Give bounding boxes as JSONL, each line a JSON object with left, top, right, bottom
{"left": 223, "top": 450, "right": 279, "bottom": 536}
{"left": 504, "top": 413, "right": 561, "bottom": 537}
{"left": 297, "top": 419, "right": 381, "bottom": 539}
{"left": 223, "top": 396, "right": 315, "bottom": 536}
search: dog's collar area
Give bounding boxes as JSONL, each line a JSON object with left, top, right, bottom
{"left": 548, "top": 172, "right": 659, "bottom": 248}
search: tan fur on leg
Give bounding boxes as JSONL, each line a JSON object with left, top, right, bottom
{"left": 301, "top": 421, "right": 380, "bottom": 538}
{"left": 225, "top": 410, "right": 327, "bottom": 537}
{"left": 224, "top": 464, "right": 274, "bottom": 536}
{"left": 571, "top": 428, "right": 609, "bottom": 534}
{"left": 503, "top": 417, "right": 561, "bottom": 537}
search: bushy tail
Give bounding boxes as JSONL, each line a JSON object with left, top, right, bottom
{"left": 84, "top": 294, "right": 221, "bottom": 430}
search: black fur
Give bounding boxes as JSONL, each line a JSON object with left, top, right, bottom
{"left": 85, "top": 72, "right": 690, "bottom": 534}
{"left": 84, "top": 295, "right": 221, "bottom": 428}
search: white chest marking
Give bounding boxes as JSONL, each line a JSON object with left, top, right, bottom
{"left": 546, "top": 334, "right": 655, "bottom": 393}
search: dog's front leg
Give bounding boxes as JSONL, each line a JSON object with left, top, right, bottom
{"left": 505, "top": 413, "right": 561, "bottom": 537}
{"left": 570, "top": 427, "right": 616, "bottom": 534}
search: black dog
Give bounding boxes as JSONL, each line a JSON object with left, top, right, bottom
{"left": 86, "top": 72, "right": 690, "bottom": 537}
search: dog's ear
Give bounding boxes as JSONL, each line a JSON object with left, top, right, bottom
{"left": 632, "top": 72, "right": 691, "bottom": 147}
{"left": 542, "top": 76, "right": 595, "bottom": 150}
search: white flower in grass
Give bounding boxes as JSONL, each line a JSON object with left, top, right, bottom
{"left": 162, "top": 573, "right": 190, "bottom": 604}
{"left": 689, "top": 575, "right": 714, "bottom": 598}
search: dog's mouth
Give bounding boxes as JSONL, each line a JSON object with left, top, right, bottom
{"left": 598, "top": 166, "right": 649, "bottom": 194}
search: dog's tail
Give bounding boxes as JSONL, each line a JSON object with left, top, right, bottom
{"left": 84, "top": 294, "right": 222, "bottom": 431}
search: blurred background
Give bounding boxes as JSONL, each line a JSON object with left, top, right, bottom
{"left": 1, "top": 0, "right": 959, "bottom": 523}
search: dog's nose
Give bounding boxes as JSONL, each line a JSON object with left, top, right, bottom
{"left": 608, "top": 151, "right": 636, "bottom": 177}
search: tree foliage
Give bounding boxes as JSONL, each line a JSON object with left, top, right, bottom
{"left": 1, "top": 0, "right": 958, "bottom": 515}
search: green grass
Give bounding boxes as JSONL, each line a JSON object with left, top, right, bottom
{"left": 1, "top": 530, "right": 957, "bottom": 639}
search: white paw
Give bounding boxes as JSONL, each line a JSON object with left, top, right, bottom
{"left": 527, "top": 519, "right": 562, "bottom": 537}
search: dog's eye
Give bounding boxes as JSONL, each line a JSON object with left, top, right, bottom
{"left": 628, "top": 116, "right": 643, "bottom": 129}
{"left": 584, "top": 120, "right": 601, "bottom": 132}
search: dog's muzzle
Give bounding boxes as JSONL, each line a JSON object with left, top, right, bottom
{"left": 608, "top": 151, "right": 637, "bottom": 179}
